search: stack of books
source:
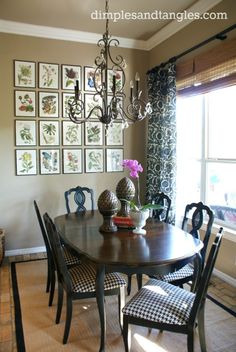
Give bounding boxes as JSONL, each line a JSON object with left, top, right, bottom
{"left": 113, "top": 215, "right": 134, "bottom": 228}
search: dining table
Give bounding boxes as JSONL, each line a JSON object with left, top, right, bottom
{"left": 55, "top": 210, "right": 203, "bottom": 352}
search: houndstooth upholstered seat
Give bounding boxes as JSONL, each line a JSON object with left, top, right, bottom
{"left": 62, "top": 245, "right": 80, "bottom": 266}
{"left": 69, "top": 262, "right": 126, "bottom": 293}
{"left": 123, "top": 278, "right": 195, "bottom": 325}
{"left": 153, "top": 263, "right": 194, "bottom": 283}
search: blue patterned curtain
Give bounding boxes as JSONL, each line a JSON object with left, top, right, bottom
{"left": 146, "top": 62, "right": 177, "bottom": 222}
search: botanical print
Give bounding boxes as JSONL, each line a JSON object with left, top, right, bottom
{"left": 85, "top": 94, "right": 102, "bottom": 118}
{"left": 40, "top": 149, "right": 60, "bottom": 174}
{"left": 107, "top": 69, "right": 123, "bottom": 93}
{"left": 14, "top": 60, "right": 35, "bottom": 88}
{"left": 85, "top": 149, "right": 103, "bottom": 173}
{"left": 106, "top": 149, "right": 123, "bottom": 172}
{"left": 16, "top": 149, "right": 37, "bottom": 175}
{"left": 85, "top": 121, "right": 103, "bottom": 146}
{"left": 15, "top": 91, "right": 36, "bottom": 117}
{"left": 39, "top": 121, "right": 59, "bottom": 146}
{"left": 15, "top": 120, "right": 36, "bottom": 146}
{"left": 63, "top": 149, "right": 82, "bottom": 173}
{"left": 84, "top": 66, "right": 102, "bottom": 91}
{"left": 39, "top": 92, "right": 59, "bottom": 117}
{"left": 62, "top": 65, "right": 81, "bottom": 90}
{"left": 39, "top": 63, "right": 59, "bottom": 89}
{"left": 62, "top": 92, "right": 81, "bottom": 118}
{"left": 62, "top": 121, "right": 82, "bottom": 146}
{"left": 106, "top": 123, "right": 123, "bottom": 145}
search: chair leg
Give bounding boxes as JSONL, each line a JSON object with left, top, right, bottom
{"left": 56, "top": 283, "right": 63, "bottom": 324}
{"left": 136, "top": 274, "right": 142, "bottom": 290}
{"left": 63, "top": 294, "right": 73, "bottom": 344}
{"left": 198, "top": 302, "right": 207, "bottom": 352}
{"left": 127, "top": 274, "right": 132, "bottom": 295}
{"left": 118, "top": 286, "right": 125, "bottom": 331}
{"left": 187, "top": 328, "right": 194, "bottom": 352}
{"left": 46, "top": 261, "right": 51, "bottom": 293}
{"left": 48, "top": 269, "right": 55, "bottom": 307}
{"left": 122, "top": 316, "right": 130, "bottom": 352}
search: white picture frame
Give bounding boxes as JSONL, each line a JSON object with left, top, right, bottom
{"left": 39, "top": 120, "right": 60, "bottom": 146}
{"left": 14, "top": 60, "right": 36, "bottom": 88}
{"left": 62, "top": 121, "right": 82, "bottom": 146}
{"left": 84, "top": 66, "right": 102, "bottom": 92}
{"left": 62, "top": 64, "right": 81, "bottom": 90}
{"left": 39, "top": 149, "right": 60, "bottom": 174}
{"left": 63, "top": 148, "right": 82, "bottom": 174}
{"left": 38, "top": 62, "right": 59, "bottom": 89}
{"left": 15, "top": 149, "right": 37, "bottom": 175}
{"left": 39, "top": 91, "right": 59, "bottom": 118}
{"left": 15, "top": 120, "right": 36, "bottom": 146}
{"left": 15, "top": 90, "right": 36, "bottom": 117}
{"left": 62, "top": 92, "right": 82, "bottom": 118}
{"left": 85, "top": 121, "right": 103, "bottom": 146}
{"left": 84, "top": 93, "right": 102, "bottom": 119}
{"left": 85, "top": 148, "right": 104, "bottom": 173}
{"left": 106, "top": 122, "right": 123, "bottom": 146}
{"left": 106, "top": 148, "right": 124, "bottom": 172}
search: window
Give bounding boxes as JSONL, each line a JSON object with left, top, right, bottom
{"left": 176, "top": 85, "right": 236, "bottom": 230}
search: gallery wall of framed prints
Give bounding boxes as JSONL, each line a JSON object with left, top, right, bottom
{"left": 13, "top": 60, "right": 124, "bottom": 176}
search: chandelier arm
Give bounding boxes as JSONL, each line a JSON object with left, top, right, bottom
{"left": 68, "top": 0, "right": 151, "bottom": 129}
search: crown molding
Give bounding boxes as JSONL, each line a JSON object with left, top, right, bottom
{"left": 0, "top": 19, "right": 147, "bottom": 50}
{"left": 146, "top": 0, "right": 223, "bottom": 50}
{"left": 0, "top": 0, "right": 223, "bottom": 51}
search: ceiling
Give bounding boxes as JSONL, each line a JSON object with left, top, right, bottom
{"left": 0, "top": 0, "right": 223, "bottom": 49}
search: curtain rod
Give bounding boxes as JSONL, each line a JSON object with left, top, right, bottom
{"left": 147, "top": 23, "right": 236, "bottom": 74}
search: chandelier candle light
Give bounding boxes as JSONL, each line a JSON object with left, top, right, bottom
{"left": 68, "top": 0, "right": 152, "bottom": 131}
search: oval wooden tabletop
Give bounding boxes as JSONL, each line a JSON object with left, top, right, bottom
{"left": 55, "top": 211, "right": 203, "bottom": 267}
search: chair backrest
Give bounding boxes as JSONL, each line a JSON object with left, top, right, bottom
{"left": 43, "top": 213, "right": 72, "bottom": 292}
{"left": 151, "top": 192, "right": 171, "bottom": 222}
{"left": 64, "top": 186, "right": 95, "bottom": 213}
{"left": 34, "top": 200, "right": 52, "bottom": 260}
{"left": 190, "top": 227, "right": 223, "bottom": 325}
{"left": 181, "top": 201, "right": 214, "bottom": 263}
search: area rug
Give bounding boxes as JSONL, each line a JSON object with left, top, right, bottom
{"left": 11, "top": 260, "right": 236, "bottom": 352}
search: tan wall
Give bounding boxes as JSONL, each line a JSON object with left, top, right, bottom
{"left": 0, "top": 33, "right": 149, "bottom": 251}
{"left": 148, "top": 0, "right": 236, "bottom": 280}
{"left": 148, "top": 0, "right": 236, "bottom": 70}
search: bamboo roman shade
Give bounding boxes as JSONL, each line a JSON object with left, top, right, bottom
{"left": 176, "top": 37, "right": 236, "bottom": 96}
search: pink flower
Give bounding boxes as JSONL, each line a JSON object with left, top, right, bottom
{"left": 122, "top": 159, "right": 143, "bottom": 179}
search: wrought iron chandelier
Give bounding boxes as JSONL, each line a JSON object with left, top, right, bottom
{"left": 68, "top": 0, "right": 152, "bottom": 130}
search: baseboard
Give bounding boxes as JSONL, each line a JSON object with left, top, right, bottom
{"left": 5, "top": 246, "right": 46, "bottom": 257}
{"left": 213, "top": 268, "right": 236, "bottom": 288}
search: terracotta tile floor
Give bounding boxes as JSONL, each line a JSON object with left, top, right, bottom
{"left": 0, "top": 253, "right": 235, "bottom": 352}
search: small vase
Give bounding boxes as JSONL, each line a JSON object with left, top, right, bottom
{"left": 129, "top": 209, "right": 149, "bottom": 235}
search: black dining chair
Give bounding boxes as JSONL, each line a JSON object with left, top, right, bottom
{"left": 122, "top": 227, "right": 223, "bottom": 352}
{"left": 64, "top": 185, "right": 95, "bottom": 213}
{"left": 43, "top": 212, "right": 126, "bottom": 345}
{"left": 127, "top": 192, "right": 172, "bottom": 295}
{"left": 34, "top": 200, "right": 80, "bottom": 306}
{"left": 150, "top": 191, "right": 172, "bottom": 222}
{"left": 151, "top": 201, "right": 214, "bottom": 292}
